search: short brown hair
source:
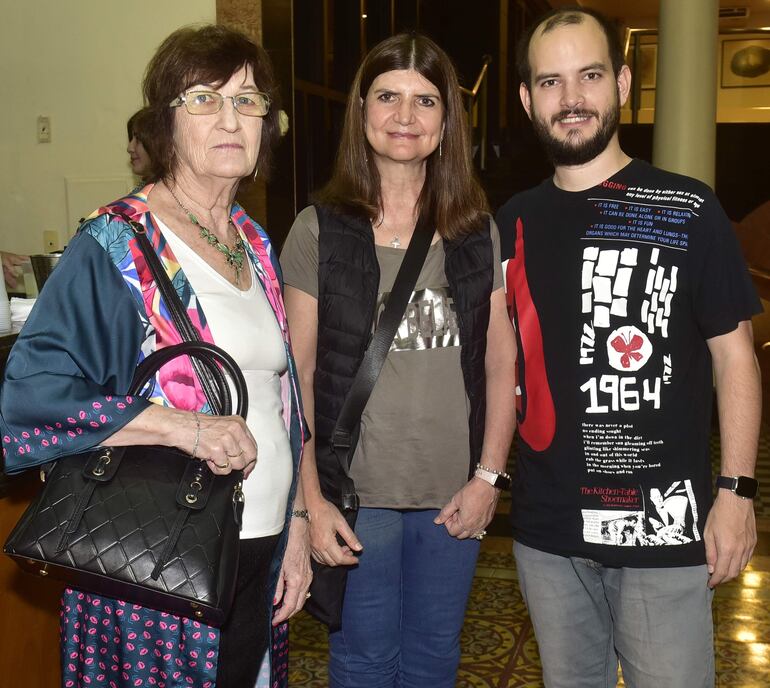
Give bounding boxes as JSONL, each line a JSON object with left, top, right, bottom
{"left": 142, "top": 24, "right": 280, "bottom": 182}
{"left": 516, "top": 6, "right": 625, "bottom": 89}
{"left": 317, "top": 33, "right": 488, "bottom": 240}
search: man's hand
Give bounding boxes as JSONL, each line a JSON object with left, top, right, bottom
{"left": 703, "top": 490, "right": 756, "bottom": 588}
{"left": 434, "top": 478, "right": 499, "bottom": 539}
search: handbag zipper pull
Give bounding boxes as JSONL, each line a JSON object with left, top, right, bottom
{"left": 232, "top": 481, "right": 244, "bottom": 530}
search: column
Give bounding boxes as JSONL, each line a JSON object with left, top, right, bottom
{"left": 652, "top": 0, "right": 718, "bottom": 188}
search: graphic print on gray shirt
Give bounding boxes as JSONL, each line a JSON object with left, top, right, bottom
{"left": 281, "top": 206, "right": 503, "bottom": 508}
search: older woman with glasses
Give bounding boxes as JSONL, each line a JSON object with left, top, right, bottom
{"left": 1, "top": 25, "right": 309, "bottom": 688}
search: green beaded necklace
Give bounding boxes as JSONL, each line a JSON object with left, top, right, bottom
{"left": 165, "top": 181, "right": 247, "bottom": 285}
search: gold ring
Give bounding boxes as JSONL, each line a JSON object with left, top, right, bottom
{"left": 214, "top": 459, "right": 231, "bottom": 469}
{"left": 226, "top": 450, "right": 244, "bottom": 458}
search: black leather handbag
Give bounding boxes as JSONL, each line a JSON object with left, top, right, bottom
{"left": 3, "top": 215, "right": 249, "bottom": 627}
{"left": 305, "top": 213, "right": 434, "bottom": 630}
{"left": 3, "top": 341, "right": 247, "bottom": 627}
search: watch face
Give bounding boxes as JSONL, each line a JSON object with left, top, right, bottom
{"left": 493, "top": 474, "right": 512, "bottom": 491}
{"left": 735, "top": 476, "right": 759, "bottom": 499}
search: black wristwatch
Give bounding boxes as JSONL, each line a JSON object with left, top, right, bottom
{"left": 716, "top": 475, "right": 759, "bottom": 499}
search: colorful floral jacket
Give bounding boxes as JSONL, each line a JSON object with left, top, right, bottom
{"left": 0, "top": 185, "right": 305, "bottom": 687}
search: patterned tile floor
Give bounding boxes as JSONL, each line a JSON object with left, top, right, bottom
{"left": 288, "top": 429, "right": 770, "bottom": 687}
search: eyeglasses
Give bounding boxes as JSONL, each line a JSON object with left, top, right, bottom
{"left": 169, "top": 90, "right": 271, "bottom": 117}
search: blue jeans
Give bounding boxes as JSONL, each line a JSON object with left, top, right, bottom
{"left": 328, "top": 508, "right": 480, "bottom": 688}
{"left": 514, "top": 541, "right": 715, "bottom": 688}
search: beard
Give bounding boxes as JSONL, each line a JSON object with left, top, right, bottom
{"left": 531, "top": 95, "right": 620, "bottom": 167}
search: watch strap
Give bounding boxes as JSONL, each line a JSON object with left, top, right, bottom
{"left": 474, "top": 466, "right": 512, "bottom": 491}
{"left": 716, "top": 474, "right": 759, "bottom": 499}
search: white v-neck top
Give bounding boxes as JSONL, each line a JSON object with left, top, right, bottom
{"left": 158, "top": 218, "right": 292, "bottom": 538}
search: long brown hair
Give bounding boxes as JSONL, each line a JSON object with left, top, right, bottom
{"left": 316, "top": 33, "right": 488, "bottom": 240}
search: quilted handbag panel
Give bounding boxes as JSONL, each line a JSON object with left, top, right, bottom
{"left": 4, "top": 444, "right": 242, "bottom": 625}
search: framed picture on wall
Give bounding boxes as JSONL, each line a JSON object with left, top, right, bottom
{"left": 639, "top": 44, "right": 657, "bottom": 90}
{"left": 721, "top": 38, "right": 770, "bottom": 88}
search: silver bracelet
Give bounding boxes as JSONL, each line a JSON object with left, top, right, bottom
{"left": 291, "top": 509, "right": 310, "bottom": 522}
{"left": 191, "top": 411, "right": 201, "bottom": 459}
{"left": 476, "top": 462, "right": 511, "bottom": 480}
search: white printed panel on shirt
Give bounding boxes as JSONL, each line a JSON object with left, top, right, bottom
{"left": 580, "top": 246, "right": 639, "bottom": 364}
{"left": 581, "top": 479, "right": 700, "bottom": 546}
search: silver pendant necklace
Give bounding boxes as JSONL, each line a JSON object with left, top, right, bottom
{"left": 375, "top": 219, "right": 402, "bottom": 248}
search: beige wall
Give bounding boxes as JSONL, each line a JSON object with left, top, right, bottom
{"left": 0, "top": 0, "right": 215, "bottom": 255}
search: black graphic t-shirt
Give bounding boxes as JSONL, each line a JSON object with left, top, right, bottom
{"left": 497, "top": 159, "right": 761, "bottom": 567}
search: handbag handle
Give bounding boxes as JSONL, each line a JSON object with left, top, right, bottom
{"left": 131, "top": 341, "right": 249, "bottom": 419}
{"left": 111, "top": 212, "right": 227, "bottom": 415}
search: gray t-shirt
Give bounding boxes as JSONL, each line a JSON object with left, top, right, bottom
{"left": 281, "top": 206, "right": 503, "bottom": 508}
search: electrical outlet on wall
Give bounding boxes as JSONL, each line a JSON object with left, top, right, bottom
{"left": 43, "top": 230, "right": 60, "bottom": 252}
{"left": 37, "top": 116, "right": 51, "bottom": 143}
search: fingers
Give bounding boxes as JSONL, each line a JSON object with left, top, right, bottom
{"left": 336, "top": 514, "right": 363, "bottom": 553}
{"left": 309, "top": 502, "right": 362, "bottom": 567}
{"left": 313, "top": 537, "right": 360, "bottom": 567}
{"left": 434, "top": 500, "right": 458, "bottom": 526}
{"left": 704, "top": 505, "right": 756, "bottom": 588}
{"left": 243, "top": 457, "right": 257, "bottom": 480}
{"left": 188, "top": 414, "right": 257, "bottom": 475}
{"left": 708, "top": 552, "right": 738, "bottom": 588}
{"left": 273, "top": 573, "right": 285, "bottom": 609}
{"left": 740, "top": 543, "right": 755, "bottom": 572}
{"left": 437, "top": 502, "right": 491, "bottom": 540}
{"left": 272, "top": 579, "right": 311, "bottom": 625}
{"left": 706, "top": 539, "right": 754, "bottom": 588}
{"left": 272, "top": 527, "right": 313, "bottom": 625}
{"left": 442, "top": 511, "right": 467, "bottom": 538}
{"left": 704, "top": 530, "right": 717, "bottom": 576}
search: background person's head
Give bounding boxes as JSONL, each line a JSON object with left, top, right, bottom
{"left": 126, "top": 108, "right": 154, "bottom": 179}
{"left": 321, "top": 32, "right": 487, "bottom": 239}
{"left": 141, "top": 24, "right": 280, "bottom": 185}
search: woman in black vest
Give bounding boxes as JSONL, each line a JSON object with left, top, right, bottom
{"left": 282, "top": 33, "right": 517, "bottom": 688}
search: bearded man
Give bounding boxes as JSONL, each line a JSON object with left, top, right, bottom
{"left": 496, "top": 7, "right": 762, "bottom": 687}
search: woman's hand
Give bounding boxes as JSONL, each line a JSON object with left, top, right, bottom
{"left": 105, "top": 406, "right": 258, "bottom": 478}
{"left": 434, "top": 478, "right": 500, "bottom": 539}
{"left": 187, "top": 412, "right": 258, "bottom": 478}
{"left": 307, "top": 495, "right": 363, "bottom": 566}
{"left": 272, "top": 516, "right": 313, "bottom": 625}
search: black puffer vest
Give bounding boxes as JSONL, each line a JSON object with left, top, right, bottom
{"left": 313, "top": 204, "right": 493, "bottom": 504}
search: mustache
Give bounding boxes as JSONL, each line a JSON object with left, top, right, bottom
{"left": 551, "top": 108, "right": 599, "bottom": 125}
